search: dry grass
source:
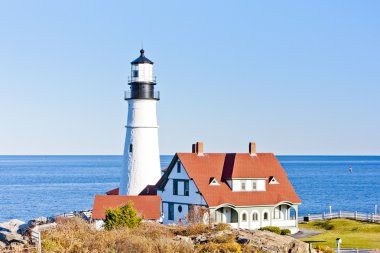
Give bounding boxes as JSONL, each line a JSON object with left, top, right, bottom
{"left": 214, "top": 223, "right": 231, "bottom": 232}
{"left": 196, "top": 241, "right": 242, "bottom": 253}
{"left": 173, "top": 223, "right": 211, "bottom": 236}
{"left": 42, "top": 218, "right": 193, "bottom": 253}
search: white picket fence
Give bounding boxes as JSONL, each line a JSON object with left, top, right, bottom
{"left": 299, "top": 211, "right": 380, "bottom": 223}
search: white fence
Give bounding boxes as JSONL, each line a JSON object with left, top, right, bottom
{"left": 299, "top": 211, "right": 380, "bottom": 223}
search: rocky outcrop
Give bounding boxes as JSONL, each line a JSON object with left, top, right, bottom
{"left": 187, "top": 228, "right": 315, "bottom": 253}
{"left": 0, "top": 219, "right": 28, "bottom": 248}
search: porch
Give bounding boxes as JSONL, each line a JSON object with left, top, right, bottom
{"left": 212, "top": 202, "right": 299, "bottom": 233}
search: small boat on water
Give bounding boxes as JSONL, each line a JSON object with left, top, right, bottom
{"left": 349, "top": 165, "right": 353, "bottom": 173}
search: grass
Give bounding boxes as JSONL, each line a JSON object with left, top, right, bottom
{"left": 299, "top": 219, "right": 380, "bottom": 249}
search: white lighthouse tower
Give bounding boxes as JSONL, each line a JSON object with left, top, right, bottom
{"left": 119, "top": 49, "right": 161, "bottom": 196}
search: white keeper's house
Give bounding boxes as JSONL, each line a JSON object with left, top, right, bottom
{"left": 157, "top": 142, "right": 301, "bottom": 233}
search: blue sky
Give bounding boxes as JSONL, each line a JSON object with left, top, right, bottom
{"left": 0, "top": 1, "right": 379, "bottom": 155}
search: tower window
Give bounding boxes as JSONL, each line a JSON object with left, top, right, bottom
{"left": 132, "top": 70, "right": 139, "bottom": 78}
{"left": 129, "top": 144, "right": 133, "bottom": 153}
{"left": 177, "top": 161, "right": 181, "bottom": 173}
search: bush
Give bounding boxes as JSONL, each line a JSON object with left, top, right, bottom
{"left": 174, "top": 223, "right": 211, "bottom": 236}
{"left": 314, "top": 220, "right": 334, "bottom": 230}
{"left": 211, "top": 234, "right": 235, "bottom": 244}
{"left": 42, "top": 218, "right": 193, "bottom": 253}
{"left": 280, "top": 229, "right": 291, "bottom": 235}
{"left": 314, "top": 244, "right": 335, "bottom": 253}
{"left": 215, "top": 223, "right": 231, "bottom": 231}
{"left": 196, "top": 241, "right": 242, "bottom": 253}
{"left": 258, "top": 226, "right": 281, "bottom": 234}
{"left": 104, "top": 202, "right": 142, "bottom": 230}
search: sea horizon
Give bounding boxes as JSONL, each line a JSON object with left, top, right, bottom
{"left": 1, "top": 155, "right": 379, "bottom": 222}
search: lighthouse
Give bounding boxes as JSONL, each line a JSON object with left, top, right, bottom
{"left": 119, "top": 49, "right": 161, "bottom": 196}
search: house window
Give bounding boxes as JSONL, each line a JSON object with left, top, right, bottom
{"left": 132, "top": 70, "right": 139, "bottom": 77}
{"left": 173, "top": 180, "right": 189, "bottom": 196}
{"left": 263, "top": 212, "right": 269, "bottom": 221}
{"left": 252, "top": 212, "right": 258, "bottom": 221}
{"left": 252, "top": 181, "right": 257, "bottom": 191}
{"left": 177, "top": 161, "right": 181, "bottom": 173}
{"left": 173, "top": 180, "right": 178, "bottom": 195}
{"left": 241, "top": 181, "right": 246, "bottom": 191}
{"left": 178, "top": 205, "right": 183, "bottom": 213}
{"left": 184, "top": 180, "right": 189, "bottom": 196}
{"left": 168, "top": 203, "right": 174, "bottom": 220}
{"left": 242, "top": 213, "right": 247, "bottom": 222}
{"left": 129, "top": 144, "right": 133, "bottom": 153}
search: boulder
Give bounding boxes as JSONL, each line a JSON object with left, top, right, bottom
{"left": 0, "top": 219, "right": 26, "bottom": 233}
{"left": 173, "top": 235, "right": 194, "bottom": 248}
{"left": 193, "top": 234, "right": 208, "bottom": 244}
{"left": 33, "top": 217, "right": 48, "bottom": 224}
{"left": 0, "top": 241, "right": 6, "bottom": 249}
{"left": 0, "top": 219, "right": 28, "bottom": 245}
{"left": 0, "top": 231, "right": 27, "bottom": 244}
{"left": 236, "top": 236, "right": 250, "bottom": 244}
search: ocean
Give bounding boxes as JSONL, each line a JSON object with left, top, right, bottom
{"left": 0, "top": 155, "right": 379, "bottom": 222}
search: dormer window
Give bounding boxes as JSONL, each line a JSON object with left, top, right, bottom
{"left": 269, "top": 176, "right": 279, "bottom": 184}
{"left": 231, "top": 179, "right": 265, "bottom": 192}
{"left": 241, "top": 181, "right": 246, "bottom": 191}
{"left": 209, "top": 177, "right": 220, "bottom": 186}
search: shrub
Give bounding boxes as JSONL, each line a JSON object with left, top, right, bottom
{"left": 196, "top": 241, "right": 242, "bottom": 253}
{"left": 314, "top": 244, "right": 335, "bottom": 253}
{"left": 211, "top": 234, "right": 235, "bottom": 244}
{"left": 104, "top": 202, "right": 142, "bottom": 230}
{"left": 258, "top": 226, "right": 281, "bottom": 234}
{"left": 280, "top": 228, "right": 291, "bottom": 235}
{"left": 42, "top": 218, "right": 193, "bottom": 253}
{"left": 314, "top": 221, "right": 334, "bottom": 230}
{"left": 174, "top": 223, "right": 211, "bottom": 236}
{"left": 215, "top": 223, "right": 231, "bottom": 231}
{"left": 187, "top": 205, "right": 209, "bottom": 224}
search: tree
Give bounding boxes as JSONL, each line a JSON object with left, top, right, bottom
{"left": 104, "top": 202, "right": 142, "bottom": 230}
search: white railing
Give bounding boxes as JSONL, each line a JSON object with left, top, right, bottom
{"left": 272, "top": 219, "right": 297, "bottom": 227}
{"left": 299, "top": 211, "right": 380, "bottom": 223}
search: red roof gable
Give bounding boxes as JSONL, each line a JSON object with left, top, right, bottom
{"left": 92, "top": 195, "right": 161, "bottom": 220}
{"left": 170, "top": 153, "right": 301, "bottom": 207}
{"left": 106, "top": 188, "right": 119, "bottom": 195}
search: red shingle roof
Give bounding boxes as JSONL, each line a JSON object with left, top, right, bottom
{"left": 92, "top": 195, "right": 161, "bottom": 220}
{"left": 172, "top": 153, "right": 301, "bottom": 207}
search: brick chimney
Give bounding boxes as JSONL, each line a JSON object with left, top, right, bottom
{"left": 249, "top": 142, "right": 256, "bottom": 156}
{"left": 192, "top": 142, "right": 204, "bottom": 156}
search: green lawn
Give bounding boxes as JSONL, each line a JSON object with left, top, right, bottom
{"left": 299, "top": 219, "right": 380, "bottom": 249}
